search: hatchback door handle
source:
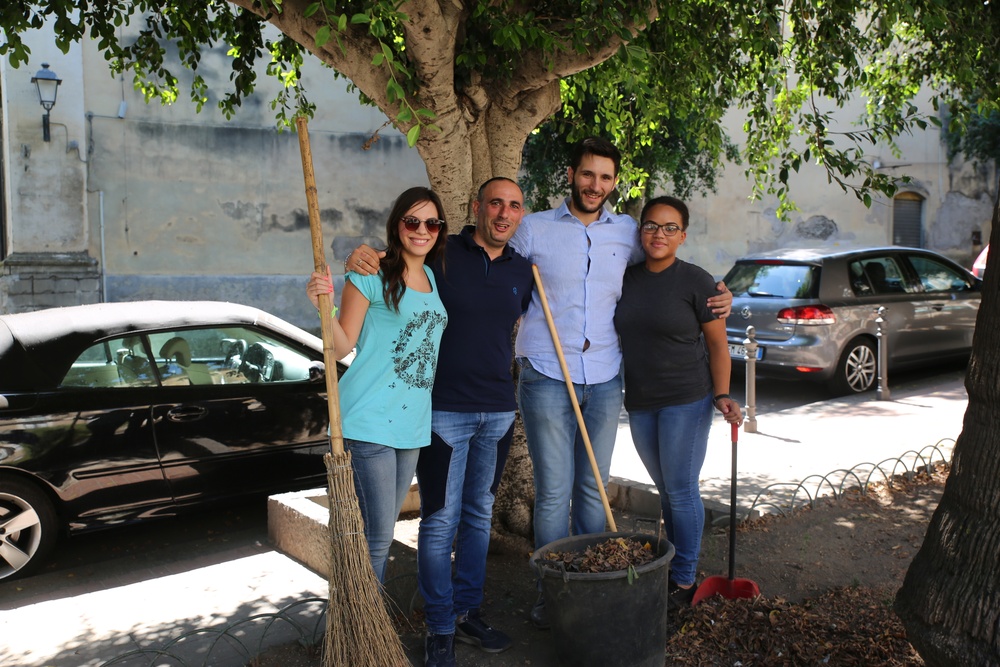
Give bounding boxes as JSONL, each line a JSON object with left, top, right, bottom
{"left": 166, "top": 405, "right": 208, "bottom": 422}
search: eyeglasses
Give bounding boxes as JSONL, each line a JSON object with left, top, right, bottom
{"left": 640, "top": 222, "right": 682, "bottom": 236}
{"left": 401, "top": 216, "right": 445, "bottom": 233}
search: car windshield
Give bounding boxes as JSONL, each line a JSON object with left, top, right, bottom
{"left": 724, "top": 262, "right": 819, "bottom": 298}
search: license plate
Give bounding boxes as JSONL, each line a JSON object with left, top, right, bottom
{"left": 729, "top": 344, "right": 762, "bottom": 360}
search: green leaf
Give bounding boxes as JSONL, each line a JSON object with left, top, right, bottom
{"left": 303, "top": 3, "right": 320, "bottom": 18}
{"left": 386, "top": 79, "right": 404, "bottom": 103}
{"left": 406, "top": 124, "right": 421, "bottom": 147}
{"left": 314, "top": 25, "right": 331, "bottom": 48}
{"left": 351, "top": 13, "right": 370, "bottom": 24}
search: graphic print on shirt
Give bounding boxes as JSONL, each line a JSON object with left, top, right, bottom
{"left": 393, "top": 309, "right": 448, "bottom": 389}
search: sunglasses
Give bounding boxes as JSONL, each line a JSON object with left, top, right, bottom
{"left": 401, "top": 216, "right": 445, "bottom": 233}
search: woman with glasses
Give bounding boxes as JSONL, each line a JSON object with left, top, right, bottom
{"left": 306, "top": 186, "right": 449, "bottom": 582}
{"left": 613, "top": 195, "right": 743, "bottom": 609}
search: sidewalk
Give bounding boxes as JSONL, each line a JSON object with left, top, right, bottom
{"left": 0, "top": 377, "right": 968, "bottom": 667}
{"left": 610, "top": 376, "right": 965, "bottom": 518}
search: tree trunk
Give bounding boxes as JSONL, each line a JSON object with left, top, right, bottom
{"left": 490, "top": 414, "right": 535, "bottom": 555}
{"left": 895, "top": 178, "right": 1000, "bottom": 665}
{"left": 416, "top": 82, "right": 562, "bottom": 226}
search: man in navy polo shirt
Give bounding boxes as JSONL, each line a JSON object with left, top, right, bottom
{"left": 344, "top": 177, "right": 532, "bottom": 667}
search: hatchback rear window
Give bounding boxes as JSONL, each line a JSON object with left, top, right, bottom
{"left": 723, "top": 262, "right": 819, "bottom": 298}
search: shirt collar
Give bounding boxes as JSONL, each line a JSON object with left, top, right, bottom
{"left": 459, "top": 225, "right": 514, "bottom": 260}
{"left": 556, "top": 198, "right": 614, "bottom": 225}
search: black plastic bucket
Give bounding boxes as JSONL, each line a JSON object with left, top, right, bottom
{"left": 529, "top": 531, "right": 675, "bottom": 667}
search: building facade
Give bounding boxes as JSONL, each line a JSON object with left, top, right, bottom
{"left": 0, "top": 22, "right": 428, "bottom": 329}
{"left": 1, "top": 21, "right": 994, "bottom": 325}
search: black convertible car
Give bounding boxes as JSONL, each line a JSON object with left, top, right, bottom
{"left": 0, "top": 301, "right": 338, "bottom": 580}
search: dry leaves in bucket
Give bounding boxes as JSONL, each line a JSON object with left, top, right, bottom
{"left": 545, "top": 536, "right": 656, "bottom": 573}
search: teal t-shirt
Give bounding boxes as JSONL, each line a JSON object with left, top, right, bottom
{"left": 339, "top": 266, "right": 448, "bottom": 449}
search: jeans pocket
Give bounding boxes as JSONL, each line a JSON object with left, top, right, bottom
{"left": 517, "top": 358, "right": 543, "bottom": 383}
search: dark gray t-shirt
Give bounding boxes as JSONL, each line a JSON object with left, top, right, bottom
{"left": 614, "top": 259, "right": 717, "bottom": 411}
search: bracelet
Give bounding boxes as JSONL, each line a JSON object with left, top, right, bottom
{"left": 713, "top": 393, "right": 730, "bottom": 403}
{"left": 317, "top": 305, "right": 338, "bottom": 318}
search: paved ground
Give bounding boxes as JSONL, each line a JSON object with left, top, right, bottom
{"left": 0, "top": 375, "right": 967, "bottom": 667}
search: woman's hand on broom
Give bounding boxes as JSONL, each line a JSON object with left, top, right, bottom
{"left": 715, "top": 396, "right": 744, "bottom": 425}
{"left": 307, "top": 265, "right": 334, "bottom": 311}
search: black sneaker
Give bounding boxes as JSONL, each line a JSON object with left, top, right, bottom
{"left": 424, "top": 632, "right": 456, "bottom": 667}
{"left": 668, "top": 579, "right": 696, "bottom": 610}
{"left": 529, "top": 592, "right": 550, "bottom": 629}
{"left": 455, "top": 609, "right": 513, "bottom": 653}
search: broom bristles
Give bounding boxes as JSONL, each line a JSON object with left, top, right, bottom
{"left": 323, "top": 451, "right": 410, "bottom": 667}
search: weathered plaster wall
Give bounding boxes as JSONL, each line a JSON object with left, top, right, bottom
{"left": 2, "top": 16, "right": 995, "bottom": 318}
{"left": 678, "top": 91, "right": 996, "bottom": 278}
{"left": 1, "top": 21, "right": 429, "bottom": 322}
{"left": 4, "top": 24, "right": 89, "bottom": 254}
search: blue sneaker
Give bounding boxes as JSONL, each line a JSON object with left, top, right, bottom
{"left": 424, "top": 632, "right": 455, "bottom": 667}
{"left": 455, "top": 609, "right": 512, "bottom": 653}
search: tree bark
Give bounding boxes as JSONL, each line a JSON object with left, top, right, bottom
{"left": 231, "top": 0, "right": 654, "bottom": 226}
{"left": 490, "top": 414, "right": 535, "bottom": 556}
{"left": 895, "top": 177, "right": 1000, "bottom": 666}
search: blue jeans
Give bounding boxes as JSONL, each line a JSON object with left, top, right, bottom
{"left": 345, "top": 439, "right": 420, "bottom": 583}
{"left": 517, "top": 359, "right": 623, "bottom": 549}
{"left": 416, "top": 410, "right": 515, "bottom": 635}
{"left": 628, "top": 393, "right": 714, "bottom": 587}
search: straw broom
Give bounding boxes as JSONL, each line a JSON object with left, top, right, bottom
{"left": 295, "top": 116, "right": 409, "bottom": 667}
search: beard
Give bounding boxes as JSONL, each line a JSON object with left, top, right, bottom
{"left": 570, "top": 181, "right": 612, "bottom": 214}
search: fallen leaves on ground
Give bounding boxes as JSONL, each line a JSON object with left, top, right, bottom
{"left": 665, "top": 584, "right": 924, "bottom": 665}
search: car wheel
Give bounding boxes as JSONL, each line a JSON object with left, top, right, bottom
{"left": 830, "top": 337, "right": 877, "bottom": 395}
{"left": 0, "top": 476, "right": 58, "bottom": 581}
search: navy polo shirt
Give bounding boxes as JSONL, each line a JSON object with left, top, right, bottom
{"left": 430, "top": 226, "right": 533, "bottom": 412}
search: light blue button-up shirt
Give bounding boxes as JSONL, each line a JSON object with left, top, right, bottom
{"left": 510, "top": 199, "right": 644, "bottom": 385}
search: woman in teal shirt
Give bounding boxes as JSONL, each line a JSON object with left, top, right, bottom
{"left": 307, "top": 186, "right": 449, "bottom": 581}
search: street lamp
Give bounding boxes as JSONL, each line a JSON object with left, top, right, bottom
{"left": 31, "top": 63, "right": 62, "bottom": 142}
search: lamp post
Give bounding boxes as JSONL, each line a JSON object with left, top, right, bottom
{"left": 31, "top": 63, "right": 62, "bottom": 142}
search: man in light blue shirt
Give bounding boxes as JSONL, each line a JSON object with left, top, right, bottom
{"left": 508, "top": 137, "right": 731, "bottom": 628}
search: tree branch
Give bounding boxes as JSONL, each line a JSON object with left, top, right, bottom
{"left": 504, "top": 2, "right": 659, "bottom": 101}
{"left": 228, "top": 0, "right": 394, "bottom": 112}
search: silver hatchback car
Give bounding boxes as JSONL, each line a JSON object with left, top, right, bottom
{"left": 722, "top": 246, "right": 981, "bottom": 394}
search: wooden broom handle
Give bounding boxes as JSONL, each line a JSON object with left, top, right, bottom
{"left": 296, "top": 116, "right": 345, "bottom": 457}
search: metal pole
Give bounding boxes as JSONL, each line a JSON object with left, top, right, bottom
{"left": 743, "top": 325, "right": 758, "bottom": 433}
{"left": 875, "top": 306, "right": 890, "bottom": 401}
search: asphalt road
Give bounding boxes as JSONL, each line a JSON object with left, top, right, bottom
{"left": 0, "top": 498, "right": 272, "bottom": 600}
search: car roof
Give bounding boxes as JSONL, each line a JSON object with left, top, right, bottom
{"left": 0, "top": 301, "right": 321, "bottom": 391}
{"left": 734, "top": 245, "right": 948, "bottom": 264}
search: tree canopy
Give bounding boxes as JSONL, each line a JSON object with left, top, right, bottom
{"left": 2, "top": 1, "right": 998, "bottom": 220}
